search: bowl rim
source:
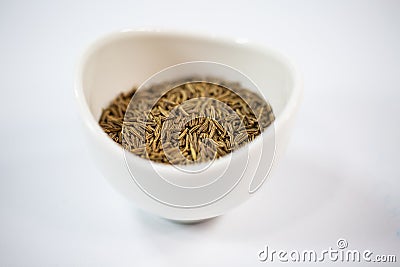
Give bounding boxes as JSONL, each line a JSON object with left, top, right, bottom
{"left": 74, "top": 28, "right": 303, "bottom": 171}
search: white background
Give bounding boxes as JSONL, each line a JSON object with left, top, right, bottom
{"left": 0, "top": 0, "right": 399, "bottom": 266}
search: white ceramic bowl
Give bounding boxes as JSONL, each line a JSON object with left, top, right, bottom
{"left": 75, "top": 29, "right": 303, "bottom": 222}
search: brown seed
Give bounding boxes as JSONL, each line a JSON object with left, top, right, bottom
{"left": 158, "top": 106, "right": 169, "bottom": 117}
{"left": 179, "top": 128, "right": 188, "bottom": 139}
{"left": 190, "top": 142, "right": 197, "bottom": 161}
{"left": 98, "top": 80, "right": 274, "bottom": 165}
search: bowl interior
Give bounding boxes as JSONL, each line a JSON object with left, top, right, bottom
{"left": 80, "top": 31, "right": 295, "bottom": 122}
